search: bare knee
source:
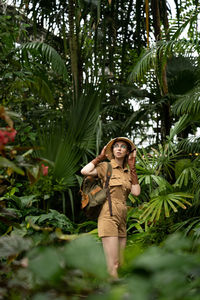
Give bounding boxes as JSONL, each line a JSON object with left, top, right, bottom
{"left": 114, "top": 259, "right": 119, "bottom": 270}
{"left": 108, "top": 258, "right": 119, "bottom": 278}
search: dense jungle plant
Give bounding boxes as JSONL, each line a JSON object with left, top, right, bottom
{"left": 0, "top": 107, "right": 73, "bottom": 236}
{"left": 0, "top": 231, "right": 200, "bottom": 300}
{"left": 123, "top": 8, "right": 200, "bottom": 243}
{"left": 0, "top": 3, "right": 200, "bottom": 300}
{"left": 131, "top": 143, "right": 193, "bottom": 218}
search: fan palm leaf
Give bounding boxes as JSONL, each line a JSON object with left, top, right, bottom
{"left": 174, "top": 158, "right": 200, "bottom": 205}
{"left": 151, "top": 143, "right": 180, "bottom": 180}
{"left": 36, "top": 126, "right": 81, "bottom": 186}
{"left": 175, "top": 166, "right": 198, "bottom": 188}
{"left": 137, "top": 148, "right": 158, "bottom": 171}
{"left": 137, "top": 144, "right": 179, "bottom": 183}
{"left": 173, "top": 217, "right": 200, "bottom": 242}
{"left": 67, "top": 92, "right": 101, "bottom": 151}
{"left": 140, "top": 191, "right": 193, "bottom": 223}
{"left": 34, "top": 90, "right": 101, "bottom": 186}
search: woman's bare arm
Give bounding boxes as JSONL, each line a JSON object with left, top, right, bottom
{"left": 81, "top": 162, "right": 98, "bottom": 176}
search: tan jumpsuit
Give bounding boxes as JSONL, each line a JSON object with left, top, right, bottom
{"left": 96, "top": 159, "right": 132, "bottom": 238}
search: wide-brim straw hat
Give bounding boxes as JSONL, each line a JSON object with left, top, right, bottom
{"left": 105, "top": 137, "right": 136, "bottom": 161}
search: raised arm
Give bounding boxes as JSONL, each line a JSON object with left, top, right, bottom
{"left": 128, "top": 150, "right": 141, "bottom": 196}
{"left": 81, "top": 146, "right": 107, "bottom": 177}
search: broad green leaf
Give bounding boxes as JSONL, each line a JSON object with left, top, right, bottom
{"left": 29, "top": 247, "right": 62, "bottom": 281}
{"left": 0, "top": 157, "right": 24, "bottom": 175}
{"left": 0, "top": 235, "right": 32, "bottom": 258}
{"left": 63, "top": 235, "right": 107, "bottom": 279}
{"left": 11, "top": 195, "right": 37, "bottom": 209}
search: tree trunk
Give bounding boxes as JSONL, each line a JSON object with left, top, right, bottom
{"left": 151, "top": 0, "right": 171, "bottom": 142}
{"left": 135, "top": 0, "right": 144, "bottom": 54}
{"left": 68, "top": 0, "right": 81, "bottom": 101}
{"left": 151, "top": 0, "right": 161, "bottom": 41}
{"left": 121, "top": 0, "right": 133, "bottom": 80}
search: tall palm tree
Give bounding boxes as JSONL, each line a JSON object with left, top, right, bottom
{"left": 128, "top": 9, "right": 200, "bottom": 143}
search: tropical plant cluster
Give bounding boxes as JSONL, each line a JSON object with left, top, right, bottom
{"left": 1, "top": 0, "right": 200, "bottom": 299}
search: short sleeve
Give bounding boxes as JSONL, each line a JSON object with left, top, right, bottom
{"left": 96, "top": 162, "right": 107, "bottom": 180}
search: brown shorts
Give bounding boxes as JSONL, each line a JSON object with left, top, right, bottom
{"left": 98, "top": 199, "right": 127, "bottom": 238}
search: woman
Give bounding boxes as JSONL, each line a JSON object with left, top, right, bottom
{"left": 81, "top": 137, "right": 140, "bottom": 278}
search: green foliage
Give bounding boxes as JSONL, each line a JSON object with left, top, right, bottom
{"left": 34, "top": 90, "right": 101, "bottom": 186}
{"left": 0, "top": 15, "right": 27, "bottom": 57}
{"left": 26, "top": 209, "right": 74, "bottom": 233}
{"left": 133, "top": 141, "right": 197, "bottom": 227}
{"left": 175, "top": 159, "right": 199, "bottom": 188}
{"left": 0, "top": 234, "right": 32, "bottom": 258}
{"left": 1, "top": 3, "right": 200, "bottom": 299}
{"left": 141, "top": 188, "right": 193, "bottom": 222}
{"left": 10, "top": 195, "right": 38, "bottom": 209}
{"left": 167, "top": 56, "right": 198, "bottom": 95}
{"left": 129, "top": 37, "right": 198, "bottom": 85}
{"left": 0, "top": 233, "right": 108, "bottom": 298}
{"left": 119, "top": 233, "right": 200, "bottom": 300}
{"left": 2, "top": 232, "right": 200, "bottom": 299}
{"left": 137, "top": 144, "right": 178, "bottom": 191}
{"left": 62, "top": 235, "right": 107, "bottom": 279}
{"left": 29, "top": 246, "right": 64, "bottom": 282}
{"left": 20, "top": 42, "right": 68, "bottom": 80}
{"left": 173, "top": 84, "right": 200, "bottom": 116}
{"left": 12, "top": 75, "right": 55, "bottom": 104}
{"left": 0, "top": 157, "right": 24, "bottom": 175}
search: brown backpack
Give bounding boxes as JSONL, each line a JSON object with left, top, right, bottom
{"left": 80, "top": 162, "right": 112, "bottom": 220}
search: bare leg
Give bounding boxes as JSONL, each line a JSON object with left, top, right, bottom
{"left": 101, "top": 236, "right": 119, "bottom": 278}
{"left": 119, "top": 237, "right": 126, "bottom": 267}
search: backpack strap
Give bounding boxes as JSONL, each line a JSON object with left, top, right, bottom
{"left": 104, "top": 162, "right": 113, "bottom": 216}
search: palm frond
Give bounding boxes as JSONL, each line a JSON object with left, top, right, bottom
{"left": 177, "top": 136, "right": 200, "bottom": 153}
{"left": 175, "top": 167, "right": 198, "bottom": 188}
{"left": 11, "top": 77, "right": 54, "bottom": 104}
{"left": 102, "top": 120, "right": 122, "bottom": 135}
{"left": 128, "top": 47, "right": 157, "bottom": 82}
{"left": 173, "top": 217, "right": 200, "bottom": 239}
{"left": 140, "top": 191, "right": 193, "bottom": 223}
{"left": 67, "top": 91, "right": 101, "bottom": 151}
{"left": 169, "top": 114, "right": 191, "bottom": 141}
{"left": 19, "top": 42, "right": 68, "bottom": 79}
{"left": 170, "top": 10, "right": 199, "bottom": 40}
{"left": 137, "top": 148, "right": 158, "bottom": 172}
{"left": 150, "top": 178, "right": 174, "bottom": 197}
{"left": 151, "top": 144, "right": 180, "bottom": 179}
{"left": 36, "top": 126, "right": 81, "bottom": 186}
{"left": 128, "top": 39, "right": 197, "bottom": 84}
{"left": 172, "top": 84, "right": 200, "bottom": 116}
{"left": 122, "top": 97, "right": 168, "bottom": 131}
{"left": 34, "top": 90, "right": 101, "bottom": 186}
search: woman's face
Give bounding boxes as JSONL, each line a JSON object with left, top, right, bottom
{"left": 112, "top": 141, "right": 129, "bottom": 159}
